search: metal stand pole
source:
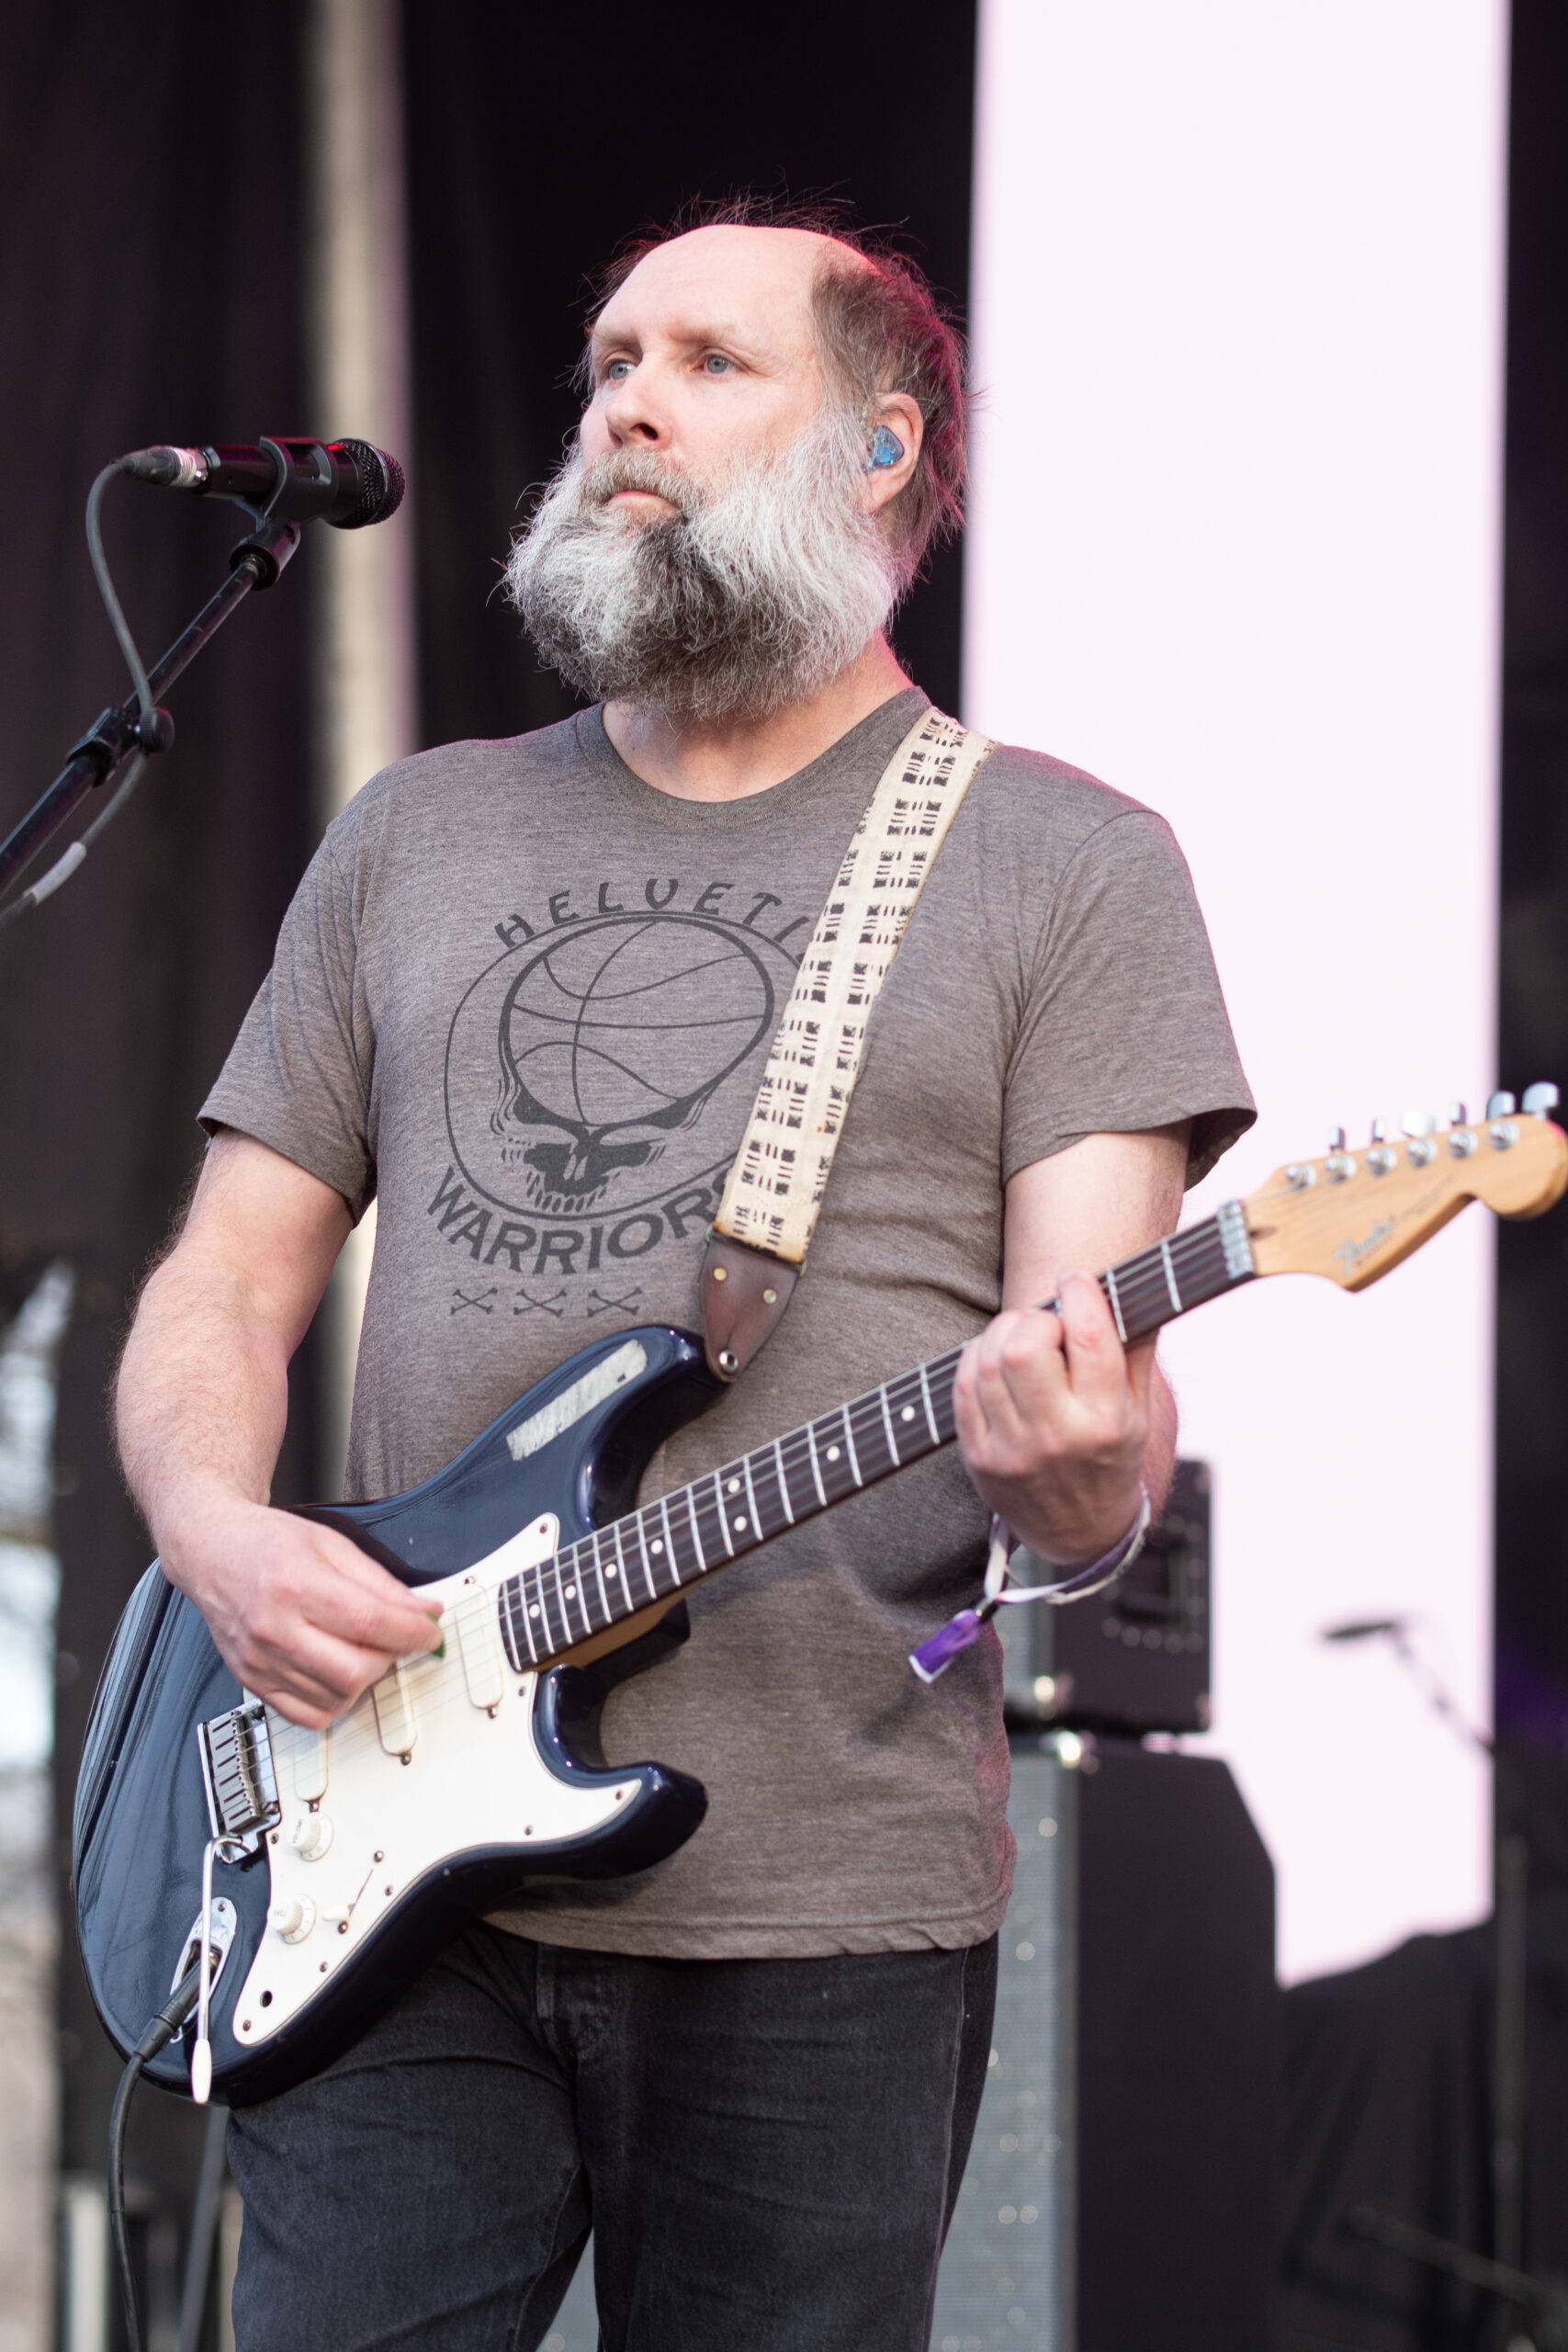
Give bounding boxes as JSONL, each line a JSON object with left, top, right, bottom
{"left": 0, "top": 517, "right": 300, "bottom": 902}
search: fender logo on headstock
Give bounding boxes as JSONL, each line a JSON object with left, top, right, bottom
{"left": 1246, "top": 1091, "right": 1568, "bottom": 1292}
{"left": 1333, "top": 1219, "right": 1394, "bottom": 1276}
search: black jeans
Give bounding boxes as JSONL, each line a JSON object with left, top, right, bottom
{"left": 227, "top": 1927, "right": 998, "bottom": 2352}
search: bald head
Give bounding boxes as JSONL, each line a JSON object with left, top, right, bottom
{"left": 502, "top": 208, "right": 968, "bottom": 723}
{"left": 580, "top": 207, "right": 967, "bottom": 577}
{"left": 581, "top": 224, "right": 909, "bottom": 530}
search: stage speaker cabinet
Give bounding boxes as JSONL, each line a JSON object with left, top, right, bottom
{"left": 998, "top": 1459, "right": 1212, "bottom": 1736}
{"left": 931, "top": 1736, "right": 1278, "bottom": 2352}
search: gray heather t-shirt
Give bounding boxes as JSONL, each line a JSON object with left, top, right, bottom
{"left": 200, "top": 687, "right": 1253, "bottom": 1959}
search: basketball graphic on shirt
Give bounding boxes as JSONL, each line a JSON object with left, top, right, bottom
{"left": 444, "top": 910, "right": 786, "bottom": 1220}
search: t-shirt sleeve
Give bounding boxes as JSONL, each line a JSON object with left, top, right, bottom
{"left": 198, "top": 824, "right": 376, "bottom": 1218}
{"left": 1003, "top": 808, "right": 1255, "bottom": 1190}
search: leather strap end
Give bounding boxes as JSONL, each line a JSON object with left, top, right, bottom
{"left": 700, "top": 1234, "right": 799, "bottom": 1382}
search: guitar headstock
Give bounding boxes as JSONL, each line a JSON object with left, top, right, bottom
{"left": 1244, "top": 1089, "right": 1568, "bottom": 1291}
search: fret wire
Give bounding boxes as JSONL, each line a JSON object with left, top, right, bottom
{"left": 533, "top": 1569, "right": 560, "bottom": 1655}
{"left": 711, "top": 1471, "right": 736, "bottom": 1557}
{"left": 504, "top": 1577, "right": 537, "bottom": 1668}
{"left": 515, "top": 1213, "right": 1257, "bottom": 1663}
{"left": 806, "top": 1419, "right": 828, "bottom": 1506}
{"left": 1111, "top": 1253, "right": 1174, "bottom": 1303}
{"left": 654, "top": 1497, "right": 677, "bottom": 1593}
{"left": 740, "top": 1453, "right": 763, "bottom": 1541}
{"left": 683, "top": 1486, "right": 707, "bottom": 1577}
{"left": 840, "top": 1404, "right": 863, "bottom": 1487}
{"left": 552, "top": 1565, "right": 578, "bottom": 1649}
{"left": 627, "top": 1509, "right": 651, "bottom": 1600}
{"left": 1168, "top": 1219, "right": 1226, "bottom": 1279}
{"left": 556, "top": 1553, "right": 586, "bottom": 1645}
{"left": 694, "top": 1479, "right": 726, "bottom": 1565}
{"left": 917, "top": 1363, "right": 942, "bottom": 1444}
{"left": 772, "top": 1436, "right": 795, "bottom": 1525}
{"left": 523, "top": 1576, "right": 550, "bottom": 1655}
{"left": 888, "top": 1376, "right": 927, "bottom": 1454}
{"left": 570, "top": 1543, "right": 594, "bottom": 1636}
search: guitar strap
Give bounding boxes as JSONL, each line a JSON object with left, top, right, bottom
{"left": 700, "top": 705, "right": 996, "bottom": 1380}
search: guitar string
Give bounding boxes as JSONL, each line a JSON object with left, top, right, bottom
{"left": 265, "top": 1209, "right": 1246, "bottom": 1767}
{"left": 428, "top": 1212, "right": 1239, "bottom": 1684}
{"left": 271, "top": 1158, "right": 1497, "bottom": 1763}
{"left": 426, "top": 1211, "right": 1236, "bottom": 1672}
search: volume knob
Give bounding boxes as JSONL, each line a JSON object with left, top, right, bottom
{"left": 287, "top": 1810, "right": 333, "bottom": 1860}
{"left": 267, "top": 1894, "right": 316, "bottom": 1944}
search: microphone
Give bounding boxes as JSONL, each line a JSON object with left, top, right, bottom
{"left": 120, "top": 436, "right": 404, "bottom": 529}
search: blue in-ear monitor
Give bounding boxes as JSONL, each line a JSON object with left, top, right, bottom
{"left": 868, "top": 424, "right": 905, "bottom": 470}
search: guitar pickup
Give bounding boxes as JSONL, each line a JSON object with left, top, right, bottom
{"left": 198, "top": 1703, "right": 280, "bottom": 1849}
{"left": 457, "top": 1595, "right": 505, "bottom": 1712}
{"left": 372, "top": 1664, "right": 417, "bottom": 1758}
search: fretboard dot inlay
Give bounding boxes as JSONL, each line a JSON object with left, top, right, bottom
{"left": 489, "top": 1207, "right": 1246, "bottom": 1686}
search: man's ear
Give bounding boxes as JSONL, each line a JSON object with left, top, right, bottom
{"left": 863, "top": 393, "right": 924, "bottom": 514}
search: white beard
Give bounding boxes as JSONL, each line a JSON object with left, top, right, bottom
{"left": 502, "top": 408, "right": 901, "bottom": 721}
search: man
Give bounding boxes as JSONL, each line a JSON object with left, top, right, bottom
{"left": 117, "top": 208, "right": 1252, "bottom": 2349}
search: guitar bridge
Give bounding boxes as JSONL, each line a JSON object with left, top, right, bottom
{"left": 198, "top": 1702, "right": 280, "bottom": 1852}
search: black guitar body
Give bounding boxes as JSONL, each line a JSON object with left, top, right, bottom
{"left": 73, "top": 1327, "right": 719, "bottom": 2105}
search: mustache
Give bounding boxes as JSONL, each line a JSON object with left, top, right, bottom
{"left": 578, "top": 448, "right": 705, "bottom": 518}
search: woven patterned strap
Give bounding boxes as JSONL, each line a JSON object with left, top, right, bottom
{"left": 713, "top": 707, "right": 996, "bottom": 1266}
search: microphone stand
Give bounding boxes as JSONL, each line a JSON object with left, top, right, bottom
{"left": 0, "top": 514, "right": 300, "bottom": 908}
{"left": 1326, "top": 1619, "right": 1566, "bottom": 2350}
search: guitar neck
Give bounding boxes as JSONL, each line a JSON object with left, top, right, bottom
{"left": 497, "top": 1201, "right": 1255, "bottom": 1673}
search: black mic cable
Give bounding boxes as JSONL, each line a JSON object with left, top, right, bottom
{"left": 109, "top": 1955, "right": 209, "bottom": 2352}
{"left": 0, "top": 435, "right": 403, "bottom": 930}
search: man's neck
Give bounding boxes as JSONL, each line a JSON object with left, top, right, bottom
{"left": 603, "top": 635, "right": 915, "bottom": 803}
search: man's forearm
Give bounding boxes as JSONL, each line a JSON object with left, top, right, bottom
{"left": 117, "top": 1249, "right": 292, "bottom": 1561}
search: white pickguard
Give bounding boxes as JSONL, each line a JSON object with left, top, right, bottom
{"left": 229, "top": 1513, "right": 641, "bottom": 2048}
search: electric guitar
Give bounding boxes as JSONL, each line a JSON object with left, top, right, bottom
{"left": 73, "top": 1093, "right": 1567, "bottom": 2105}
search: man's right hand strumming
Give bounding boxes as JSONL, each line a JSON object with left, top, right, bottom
{"left": 116, "top": 1128, "right": 441, "bottom": 1730}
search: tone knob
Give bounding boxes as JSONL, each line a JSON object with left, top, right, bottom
{"left": 287, "top": 1810, "right": 333, "bottom": 1860}
{"left": 267, "top": 1894, "right": 317, "bottom": 1944}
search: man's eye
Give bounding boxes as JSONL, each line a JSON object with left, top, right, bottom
{"left": 702, "top": 354, "right": 734, "bottom": 375}
{"left": 604, "top": 358, "right": 633, "bottom": 383}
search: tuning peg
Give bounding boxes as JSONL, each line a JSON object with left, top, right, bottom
{"left": 1401, "top": 1111, "right": 1435, "bottom": 1137}
{"left": 1446, "top": 1101, "right": 1468, "bottom": 1127}
{"left": 1486, "top": 1091, "right": 1517, "bottom": 1119}
{"left": 1523, "top": 1081, "right": 1560, "bottom": 1120}
{"left": 1327, "top": 1125, "right": 1347, "bottom": 1154}
{"left": 1370, "top": 1118, "right": 1388, "bottom": 1145}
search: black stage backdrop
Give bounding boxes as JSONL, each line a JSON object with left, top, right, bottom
{"left": 401, "top": 0, "right": 976, "bottom": 747}
{"left": 1498, "top": 2, "right": 1568, "bottom": 1821}
{"left": 0, "top": 0, "right": 317, "bottom": 2227}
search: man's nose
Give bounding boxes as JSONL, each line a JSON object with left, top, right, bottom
{"left": 600, "top": 365, "right": 670, "bottom": 447}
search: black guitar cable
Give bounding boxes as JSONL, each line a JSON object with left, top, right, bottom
{"left": 109, "top": 1957, "right": 207, "bottom": 2352}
